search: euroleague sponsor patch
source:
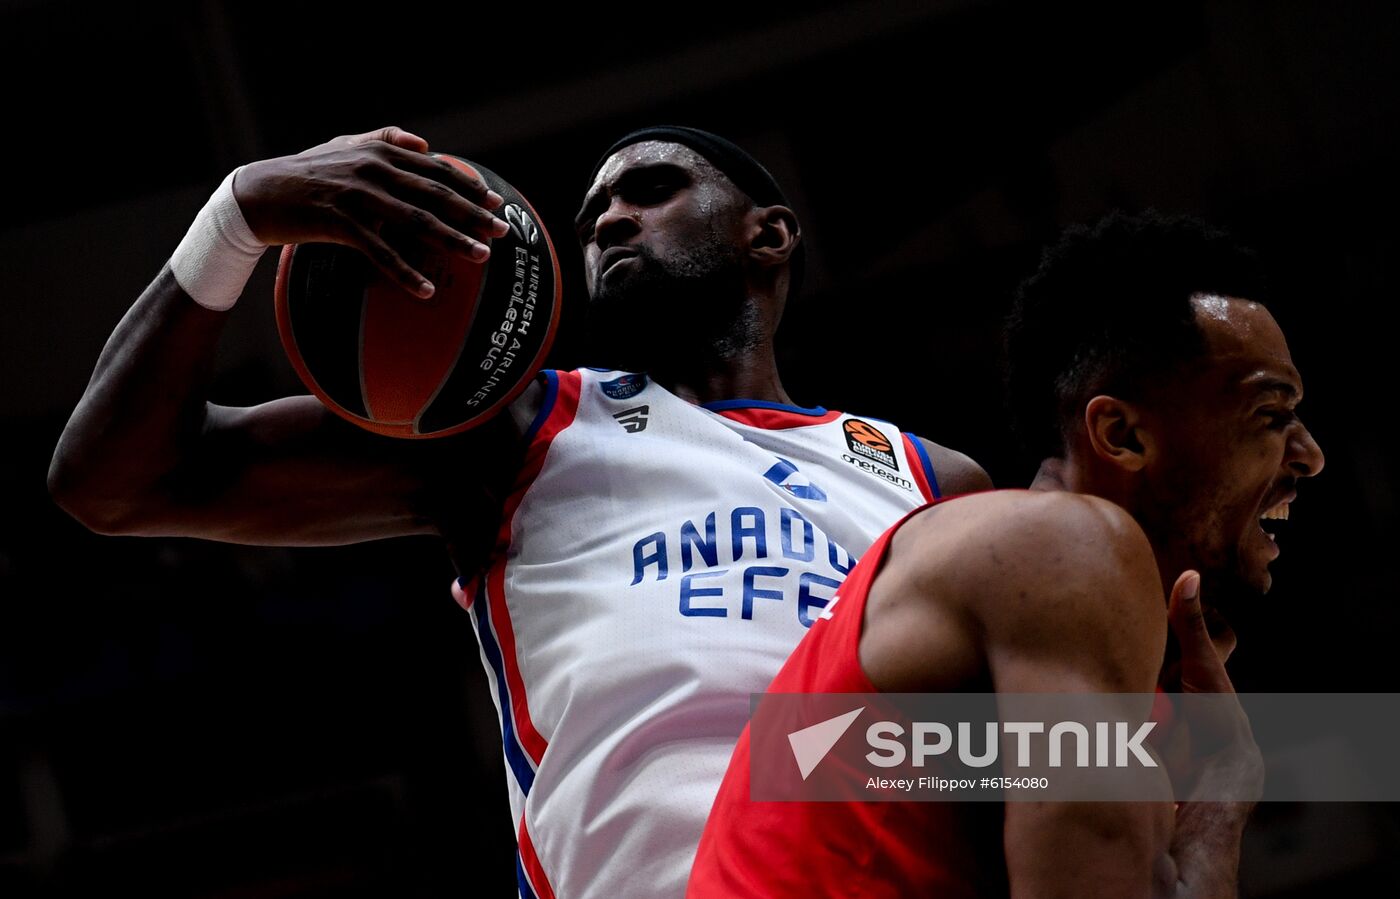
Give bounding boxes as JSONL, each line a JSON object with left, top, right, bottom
{"left": 843, "top": 419, "right": 898, "bottom": 470}
{"left": 841, "top": 453, "right": 913, "bottom": 491}
{"left": 600, "top": 373, "right": 648, "bottom": 400}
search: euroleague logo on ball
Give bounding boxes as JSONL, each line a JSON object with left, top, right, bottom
{"left": 505, "top": 204, "right": 539, "bottom": 245}
{"left": 274, "top": 155, "right": 563, "bottom": 439}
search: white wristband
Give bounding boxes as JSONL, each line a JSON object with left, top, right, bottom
{"left": 170, "top": 165, "right": 268, "bottom": 311}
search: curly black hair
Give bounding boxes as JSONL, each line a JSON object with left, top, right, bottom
{"left": 1003, "top": 210, "right": 1266, "bottom": 462}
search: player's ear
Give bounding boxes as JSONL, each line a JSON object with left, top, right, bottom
{"left": 747, "top": 205, "right": 800, "bottom": 269}
{"left": 1084, "top": 395, "right": 1149, "bottom": 472}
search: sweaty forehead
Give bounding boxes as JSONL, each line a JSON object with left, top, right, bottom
{"left": 1190, "top": 294, "right": 1301, "bottom": 390}
{"left": 586, "top": 141, "right": 719, "bottom": 196}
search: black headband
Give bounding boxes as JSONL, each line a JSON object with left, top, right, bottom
{"left": 588, "top": 125, "right": 805, "bottom": 301}
{"left": 590, "top": 126, "right": 792, "bottom": 210}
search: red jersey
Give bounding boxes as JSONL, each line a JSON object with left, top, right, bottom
{"left": 686, "top": 497, "right": 1007, "bottom": 898}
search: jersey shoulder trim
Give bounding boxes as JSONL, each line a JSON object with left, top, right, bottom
{"left": 523, "top": 369, "right": 583, "bottom": 443}
{"left": 701, "top": 398, "right": 842, "bottom": 429}
{"left": 901, "top": 432, "right": 942, "bottom": 501}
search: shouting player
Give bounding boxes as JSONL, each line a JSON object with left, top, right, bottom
{"left": 689, "top": 211, "right": 1325, "bottom": 897}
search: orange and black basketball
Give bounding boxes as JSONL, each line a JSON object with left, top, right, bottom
{"left": 274, "top": 154, "right": 561, "bottom": 439}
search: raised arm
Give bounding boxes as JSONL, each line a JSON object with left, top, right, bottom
{"left": 47, "top": 126, "right": 536, "bottom": 548}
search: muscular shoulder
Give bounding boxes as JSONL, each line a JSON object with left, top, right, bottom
{"left": 886, "top": 490, "right": 1142, "bottom": 581}
{"left": 965, "top": 490, "right": 1155, "bottom": 585}
{"left": 887, "top": 490, "right": 1165, "bottom": 691}
{"left": 987, "top": 492, "right": 1164, "bottom": 689}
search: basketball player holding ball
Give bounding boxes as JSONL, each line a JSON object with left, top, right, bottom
{"left": 47, "top": 124, "right": 991, "bottom": 898}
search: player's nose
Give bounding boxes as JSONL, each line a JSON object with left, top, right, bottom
{"left": 1288, "top": 419, "right": 1325, "bottom": 478}
{"left": 594, "top": 200, "right": 642, "bottom": 251}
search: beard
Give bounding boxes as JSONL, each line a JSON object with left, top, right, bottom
{"left": 1139, "top": 465, "right": 1269, "bottom": 615}
{"left": 1164, "top": 511, "right": 1269, "bottom": 615}
{"left": 1196, "top": 553, "right": 1264, "bottom": 613}
{"left": 582, "top": 229, "right": 755, "bottom": 373}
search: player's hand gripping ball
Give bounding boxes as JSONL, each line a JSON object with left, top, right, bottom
{"left": 274, "top": 155, "right": 561, "bottom": 438}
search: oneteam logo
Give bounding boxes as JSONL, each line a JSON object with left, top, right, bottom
{"left": 504, "top": 204, "right": 539, "bottom": 245}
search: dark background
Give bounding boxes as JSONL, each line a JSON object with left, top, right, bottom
{"left": 4, "top": 0, "right": 1398, "bottom": 895}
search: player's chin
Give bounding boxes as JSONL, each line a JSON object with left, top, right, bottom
{"left": 1243, "top": 563, "right": 1274, "bottom": 596}
{"left": 1233, "top": 542, "right": 1276, "bottom": 598}
{"left": 1203, "top": 542, "right": 1273, "bottom": 609}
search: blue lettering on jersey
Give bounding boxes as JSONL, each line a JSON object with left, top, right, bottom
{"left": 797, "top": 572, "right": 842, "bottom": 626}
{"left": 731, "top": 507, "right": 768, "bottom": 560}
{"left": 629, "top": 505, "right": 856, "bottom": 627}
{"left": 780, "top": 508, "right": 815, "bottom": 562}
{"left": 680, "top": 512, "right": 718, "bottom": 571}
{"left": 742, "top": 566, "right": 787, "bottom": 619}
{"left": 631, "top": 532, "right": 668, "bottom": 584}
{"left": 828, "top": 540, "right": 854, "bottom": 575}
{"left": 680, "top": 569, "right": 727, "bottom": 617}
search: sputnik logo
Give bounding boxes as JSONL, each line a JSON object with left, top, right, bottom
{"left": 788, "top": 707, "right": 864, "bottom": 780}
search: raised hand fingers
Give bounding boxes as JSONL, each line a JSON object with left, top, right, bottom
{"left": 1167, "top": 572, "right": 1207, "bottom": 648}
{"left": 382, "top": 167, "right": 512, "bottom": 247}
{"left": 383, "top": 145, "right": 505, "bottom": 212}
{"left": 345, "top": 125, "right": 431, "bottom": 154}
{"left": 1167, "top": 571, "right": 1234, "bottom": 694}
{"left": 1202, "top": 605, "right": 1238, "bottom": 665}
{"left": 326, "top": 137, "right": 506, "bottom": 245}
{"left": 363, "top": 192, "right": 494, "bottom": 262}
{"left": 330, "top": 145, "right": 511, "bottom": 294}
{"left": 335, "top": 214, "right": 437, "bottom": 299}
{"left": 377, "top": 151, "right": 510, "bottom": 240}
{"left": 240, "top": 131, "right": 516, "bottom": 293}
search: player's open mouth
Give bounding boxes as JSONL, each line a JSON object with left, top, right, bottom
{"left": 1258, "top": 496, "right": 1294, "bottom": 555}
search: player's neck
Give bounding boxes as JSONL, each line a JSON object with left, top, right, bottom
{"left": 1028, "top": 457, "right": 1072, "bottom": 492}
{"left": 652, "top": 346, "right": 794, "bottom": 407}
{"left": 650, "top": 294, "right": 793, "bottom": 405}
{"left": 1035, "top": 455, "right": 1187, "bottom": 609}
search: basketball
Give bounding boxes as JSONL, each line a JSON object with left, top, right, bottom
{"left": 273, "top": 154, "right": 561, "bottom": 439}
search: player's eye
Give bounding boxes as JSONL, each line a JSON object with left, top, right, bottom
{"left": 1262, "top": 409, "right": 1296, "bottom": 429}
{"left": 631, "top": 179, "right": 679, "bottom": 204}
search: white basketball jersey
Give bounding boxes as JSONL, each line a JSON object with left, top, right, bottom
{"left": 453, "top": 368, "right": 944, "bottom": 899}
